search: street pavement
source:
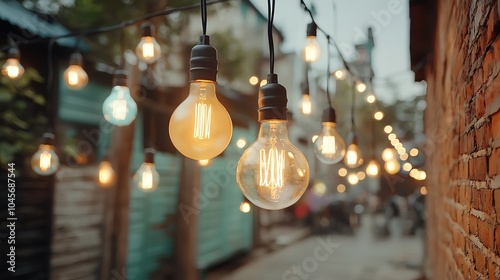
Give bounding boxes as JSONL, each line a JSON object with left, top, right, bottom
{"left": 219, "top": 216, "right": 425, "bottom": 280}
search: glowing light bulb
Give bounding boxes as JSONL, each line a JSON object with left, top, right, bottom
{"left": 337, "top": 184, "right": 346, "bottom": 193}
{"left": 420, "top": 186, "right": 428, "bottom": 195}
{"left": 410, "top": 148, "right": 419, "bottom": 156}
{"left": 388, "top": 133, "right": 396, "bottom": 140}
{"left": 249, "top": 76, "right": 259, "bottom": 85}
{"left": 198, "top": 159, "right": 210, "bottom": 167}
{"left": 400, "top": 153, "right": 409, "bottom": 161}
{"left": 314, "top": 108, "right": 346, "bottom": 164}
{"left": 347, "top": 173, "right": 359, "bottom": 185}
{"left": 366, "top": 94, "right": 376, "bottom": 103}
{"left": 402, "top": 162, "right": 412, "bottom": 172}
{"left": 366, "top": 159, "right": 380, "bottom": 178}
{"left": 374, "top": 111, "right": 384, "bottom": 120}
{"left": 357, "top": 171, "right": 366, "bottom": 181}
{"left": 103, "top": 70, "right": 137, "bottom": 126}
{"left": 338, "top": 167, "right": 347, "bottom": 177}
{"left": 312, "top": 134, "right": 319, "bottom": 143}
{"left": 236, "top": 138, "right": 247, "bottom": 149}
{"left": 98, "top": 159, "right": 115, "bottom": 187}
{"left": 260, "top": 79, "right": 268, "bottom": 87}
{"left": 313, "top": 181, "right": 327, "bottom": 196}
{"left": 302, "top": 23, "right": 320, "bottom": 62}
{"left": 418, "top": 170, "right": 427, "bottom": 180}
{"left": 170, "top": 36, "right": 232, "bottom": 160}
{"left": 356, "top": 81, "right": 367, "bottom": 93}
{"left": 382, "top": 148, "right": 396, "bottom": 161}
{"left": 384, "top": 125, "right": 393, "bottom": 134}
{"left": 237, "top": 121, "right": 310, "bottom": 210}
{"left": 2, "top": 48, "right": 24, "bottom": 79}
{"left": 344, "top": 137, "right": 363, "bottom": 168}
{"left": 31, "top": 133, "right": 59, "bottom": 176}
{"left": 169, "top": 81, "right": 232, "bottom": 160}
{"left": 64, "top": 52, "right": 88, "bottom": 90}
{"left": 134, "top": 149, "right": 160, "bottom": 192}
{"left": 240, "top": 201, "right": 251, "bottom": 213}
{"left": 384, "top": 159, "right": 400, "bottom": 175}
{"left": 333, "top": 69, "right": 346, "bottom": 80}
{"left": 135, "top": 22, "right": 161, "bottom": 64}
{"left": 300, "top": 94, "right": 312, "bottom": 115}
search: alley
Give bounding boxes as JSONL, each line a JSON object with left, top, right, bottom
{"left": 219, "top": 217, "right": 424, "bottom": 280}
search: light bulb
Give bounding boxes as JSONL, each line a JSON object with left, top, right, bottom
{"left": 333, "top": 69, "right": 346, "bottom": 80}
{"left": 366, "top": 94, "right": 376, "bottom": 103}
{"left": 135, "top": 22, "right": 161, "bottom": 64}
{"left": 356, "top": 81, "right": 367, "bottom": 93}
{"left": 249, "top": 76, "right": 259, "bottom": 85}
{"left": 236, "top": 138, "right": 247, "bottom": 149}
{"left": 420, "top": 186, "right": 428, "bottom": 195}
{"left": 98, "top": 159, "right": 115, "bottom": 187}
{"left": 384, "top": 159, "right": 400, "bottom": 175}
{"left": 402, "top": 162, "right": 412, "bottom": 172}
{"left": 374, "top": 111, "right": 384, "bottom": 120}
{"left": 169, "top": 36, "right": 232, "bottom": 160}
{"left": 64, "top": 52, "right": 88, "bottom": 90}
{"left": 344, "top": 137, "right": 363, "bottom": 168}
{"left": 382, "top": 148, "right": 396, "bottom": 161}
{"left": 314, "top": 108, "right": 346, "bottom": 164}
{"left": 300, "top": 94, "right": 312, "bottom": 115}
{"left": 237, "top": 121, "right": 310, "bottom": 210}
{"left": 366, "top": 159, "right": 380, "bottom": 178}
{"left": 384, "top": 125, "right": 393, "bottom": 134}
{"left": 337, "top": 184, "right": 346, "bottom": 193}
{"left": 240, "top": 201, "right": 251, "bottom": 213}
{"left": 2, "top": 48, "right": 24, "bottom": 79}
{"left": 236, "top": 74, "right": 308, "bottom": 210}
{"left": 302, "top": 23, "right": 320, "bottom": 63}
{"left": 103, "top": 70, "right": 137, "bottom": 126}
{"left": 169, "top": 81, "right": 232, "bottom": 160}
{"left": 410, "top": 148, "right": 419, "bottom": 156}
{"left": 134, "top": 149, "right": 160, "bottom": 192}
{"left": 347, "top": 173, "right": 359, "bottom": 185}
{"left": 198, "top": 159, "right": 210, "bottom": 167}
{"left": 31, "top": 133, "right": 59, "bottom": 176}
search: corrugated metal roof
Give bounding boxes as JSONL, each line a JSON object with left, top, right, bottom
{"left": 0, "top": 0, "right": 76, "bottom": 47}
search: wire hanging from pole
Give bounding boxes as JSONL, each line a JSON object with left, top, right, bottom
{"left": 201, "top": 0, "right": 208, "bottom": 35}
{"left": 325, "top": 35, "right": 332, "bottom": 107}
{"left": 350, "top": 80, "right": 356, "bottom": 130}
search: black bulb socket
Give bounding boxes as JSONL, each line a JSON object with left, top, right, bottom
{"left": 190, "top": 35, "right": 218, "bottom": 82}
{"left": 41, "top": 132, "right": 55, "bottom": 146}
{"left": 322, "top": 107, "right": 337, "bottom": 123}
{"left": 258, "top": 74, "right": 288, "bottom": 121}
{"left": 144, "top": 148, "right": 156, "bottom": 164}
{"left": 306, "top": 22, "right": 317, "bottom": 37}
{"left": 7, "top": 47, "right": 20, "bottom": 60}
{"left": 69, "top": 52, "right": 83, "bottom": 66}
{"left": 350, "top": 133, "right": 358, "bottom": 145}
{"left": 141, "top": 21, "right": 154, "bottom": 37}
{"left": 113, "top": 68, "right": 128, "bottom": 87}
{"left": 301, "top": 81, "right": 309, "bottom": 96}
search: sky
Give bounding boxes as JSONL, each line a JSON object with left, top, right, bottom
{"left": 250, "top": 0, "right": 426, "bottom": 103}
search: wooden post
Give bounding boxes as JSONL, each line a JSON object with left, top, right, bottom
{"left": 174, "top": 157, "right": 201, "bottom": 280}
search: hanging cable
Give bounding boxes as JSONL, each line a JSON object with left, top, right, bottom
{"left": 350, "top": 80, "right": 356, "bottom": 130}
{"left": 267, "top": 0, "right": 276, "bottom": 74}
{"left": 325, "top": 35, "right": 332, "bottom": 107}
{"left": 0, "top": 0, "right": 231, "bottom": 52}
{"left": 201, "top": 0, "right": 207, "bottom": 35}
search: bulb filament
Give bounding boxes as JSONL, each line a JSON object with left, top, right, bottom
{"left": 259, "top": 147, "right": 285, "bottom": 200}
{"left": 321, "top": 136, "right": 336, "bottom": 155}
{"left": 141, "top": 170, "right": 153, "bottom": 190}
{"left": 347, "top": 150, "right": 357, "bottom": 165}
{"left": 301, "top": 96, "right": 311, "bottom": 115}
{"left": 193, "top": 100, "right": 211, "bottom": 140}
{"left": 7, "top": 66, "right": 19, "bottom": 78}
{"left": 112, "top": 99, "right": 128, "bottom": 120}
{"left": 142, "top": 40, "right": 155, "bottom": 59}
{"left": 68, "top": 70, "right": 79, "bottom": 85}
{"left": 40, "top": 151, "right": 52, "bottom": 172}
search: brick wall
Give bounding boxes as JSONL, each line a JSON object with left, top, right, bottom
{"left": 424, "top": 0, "right": 500, "bottom": 279}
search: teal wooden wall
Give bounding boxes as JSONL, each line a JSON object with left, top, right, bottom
{"left": 196, "top": 127, "right": 254, "bottom": 269}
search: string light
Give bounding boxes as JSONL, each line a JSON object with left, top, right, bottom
{"left": 2, "top": 47, "right": 24, "bottom": 79}
{"left": 410, "top": 148, "right": 419, "bottom": 156}
{"left": 249, "top": 76, "right": 259, "bottom": 85}
{"left": 300, "top": 92, "right": 312, "bottom": 115}
{"left": 356, "top": 81, "right": 367, "bottom": 93}
{"left": 374, "top": 111, "right": 384, "bottom": 120}
{"left": 384, "top": 159, "right": 400, "bottom": 174}
{"left": 134, "top": 148, "right": 160, "bottom": 192}
{"left": 384, "top": 125, "right": 393, "bottom": 134}
{"left": 236, "top": 138, "right": 247, "bottom": 149}
{"left": 382, "top": 148, "right": 396, "bottom": 161}
{"left": 302, "top": 22, "right": 320, "bottom": 63}
{"left": 98, "top": 157, "right": 115, "bottom": 187}
{"left": 347, "top": 173, "right": 359, "bottom": 185}
{"left": 338, "top": 167, "right": 347, "bottom": 177}
{"left": 135, "top": 21, "right": 161, "bottom": 64}
{"left": 314, "top": 108, "right": 346, "bottom": 164}
{"left": 64, "top": 52, "right": 88, "bottom": 90}
{"left": 240, "top": 201, "right": 251, "bottom": 213}
{"left": 333, "top": 69, "right": 346, "bottom": 80}
{"left": 366, "top": 94, "right": 376, "bottom": 103}
{"left": 357, "top": 171, "right": 366, "bottom": 181}
{"left": 103, "top": 68, "right": 137, "bottom": 126}
{"left": 366, "top": 160, "right": 380, "bottom": 178}
{"left": 336, "top": 184, "right": 346, "bottom": 193}
{"left": 420, "top": 186, "right": 428, "bottom": 195}
{"left": 198, "top": 159, "right": 210, "bottom": 167}
{"left": 237, "top": 0, "right": 309, "bottom": 210}
{"left": 31, "top": 133, "right": 59, "bottom": 176}
{"left": 402, "top": 162, "right": 412, "bottom": 172}
{"left": 169, "top": 0, "right": 233, "bottom": 160}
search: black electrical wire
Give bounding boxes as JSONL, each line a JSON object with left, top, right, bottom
{"left": 201, "top": 0, "right": 207, "bottom": 35}
{"left": 0, "top": 0, "right": 231, "bottom": 52}
{"left": 325, "top": 35, "right": 332, "bottom": 107}
{"left": 350, "top": 80, "right": 356, "bottom": 129}
{"left": 267, "top": 0, "right": 275, "bottom": 74}
{"left": 46, "top": 38, "right": 56, "bottom": 131}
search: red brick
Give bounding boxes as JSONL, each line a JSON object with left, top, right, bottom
{"left": 496, "top": 225, "right": 500, "bottom": 253}
{"left": 473, "top": 248, "right": 487, "bottom": 272}
{"left": 480, "top": 189, "right": 493, "bottom": 215}
{"left": 488, "top": 259, "right": 498, "bottom": 280}
{"left": 474, "top": 93, "right": 486, "bottom": 119}
{"left": 470, "top": 215, "right": 479, "bottom": 235}
{"left": 495, "top": 190, "right": 500, "bottom": 222}
{"left": 477, "top": 219, "right": 494, "bottom": 249}
{"left": 476, "top": 122, "right": 491, "bottom": 150}
{"left": 469, "top": 156, "right": 487, "bottom": 180}
{"left": 489, "top": 147, "right": 500, "bottom": 178}
{"left": 492, "top": 111, "right": 500, "bottom": 140}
